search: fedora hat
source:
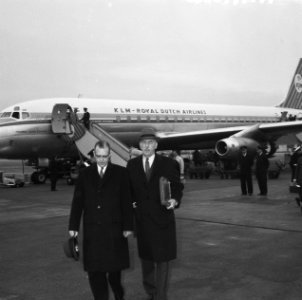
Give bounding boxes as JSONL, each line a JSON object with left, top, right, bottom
{"left": 139, "top": 127, "right": 158, "bottom": 142}
{"left": 63, "top": 236, "right": 80, "bottom": 261}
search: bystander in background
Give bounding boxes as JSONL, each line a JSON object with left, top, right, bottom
{"left": 290, "top": 146, "right": 301, "bottom": 183}
{"left": 81, "top": 107, "right": 90, "bottom": 129}
{"left": 255, "top": 145, "right": 269, "bottom": 196}
{"left": 171, "top": 150, "right": 185, "bottom": 184}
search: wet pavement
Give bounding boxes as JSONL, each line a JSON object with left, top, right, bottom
{"left": 1, "top": 171, "right": 302, "bottom": 300}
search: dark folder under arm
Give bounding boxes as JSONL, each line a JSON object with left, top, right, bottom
{"left": 159, "top": 176, "right": 171, "bottom": 206}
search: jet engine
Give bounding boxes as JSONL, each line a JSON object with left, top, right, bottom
{"left": 215, "top": 137, "right": 259, "bottom": 160}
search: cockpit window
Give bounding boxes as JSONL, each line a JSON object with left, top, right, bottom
{"left": 22, "top": 112, "right": 30, "bottom": 119}
{"left": 12, "top": 111, "right": 20, "bottom": 119}
{"left": 0, "top": 111, "right": 30, "bottom": 120}
{"left": 0, "top": 112, "right": 11, "bottom": 118}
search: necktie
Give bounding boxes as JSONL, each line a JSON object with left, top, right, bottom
{"left": 100, "top": 167, "right": 104, "bottom": 178}
{"left": 145, "top": 158, "right": 151, "bottom": 181}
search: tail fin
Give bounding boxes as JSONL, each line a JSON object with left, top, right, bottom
{"left": 278, "top": 58, "right": 302, "bottom": 109}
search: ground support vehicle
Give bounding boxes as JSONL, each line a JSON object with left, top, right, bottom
{"left": 0, "top": 171, "right": 30, "bottom": 187}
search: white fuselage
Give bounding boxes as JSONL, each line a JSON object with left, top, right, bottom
{"left": 0, "top": 98, "right": 300, "bottom": 159}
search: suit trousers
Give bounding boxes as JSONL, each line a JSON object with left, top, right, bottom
{"left": 291, "top": 166, "right": 297, "bottom": 182}
{"left": 240, "top": 172, "right": 253, "bottom": 195}
{"left": 50, "top": 175, "right": 58, "bottom": 191}
{"left": 256, "top": 172, "right": 268, "bottom": 195}
{"left": 141, "top": 259, "right": 169, "bottom": 300}
{"left": 88, "top": 271, "right": 124, "bottom": 300}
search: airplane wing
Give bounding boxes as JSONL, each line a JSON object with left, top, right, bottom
{"left": 258, "top": 120, "right": 302, "bottom": 137}
{"left": 156, "top": 121, "right": 302, "bottom": 156}
{"left": 157, "top": 125, "right": 248, "bottom": 149}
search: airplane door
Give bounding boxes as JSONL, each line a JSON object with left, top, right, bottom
{"left": 51, "top": 104, "right": 73, "bottom": 134}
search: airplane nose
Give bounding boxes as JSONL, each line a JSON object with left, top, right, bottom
{"left": 0, "top": 139, "right": 12, "bottom": 157}
{"left": 0, "top": 125, "right": 14, "bottom": 158}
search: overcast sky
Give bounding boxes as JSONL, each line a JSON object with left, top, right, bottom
{"left": 1, "top": 0, "right": 302, "bottom": 111}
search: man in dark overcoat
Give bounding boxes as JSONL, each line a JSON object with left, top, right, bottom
{"left": 127, "top": 128, "right": 184, "bottom": 300}
{"left": 255, "top": 145, "right": 270, "bottom": 196}
{"left": 49, "top": 157, "right": 59, "bottom": 191}
{"left": 81, "top": 107, "right": 90, "bottom": 129}
{"left": 68, "top": 140, "right": 133, "bottom": 300}
{"left": 293, "top": 149, "right": 302, "bottom": 208}
{"left": 290, "top": 146, "right": 301, "bottom": 182}
{"left": 238, "top": 146, "right": 254, "bottom": 195}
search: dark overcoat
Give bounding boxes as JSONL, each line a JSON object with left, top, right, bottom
{"left": 127, "top": 154, "right": 183, "bottom": 262}
{"left": 255, "top": 153, "right": 269, "bottom": 175}
{"left": 68, "top": 163, "right": 133, "bottom": 272}
{"left": 295, "top": 155, "right": 302, "bottom": 186}
{"left": 238, "top": 154, "right": 254, "bottom": 174}
{"left": 255, "top": 152, "right": 269, "bottom": 194}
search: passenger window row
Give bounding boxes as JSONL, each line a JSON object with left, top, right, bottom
{"left": 114, "top": 115, "right": 278, "bottom": 123}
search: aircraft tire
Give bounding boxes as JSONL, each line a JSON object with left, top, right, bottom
{"left": 37, "top": 172, "right": 47, "bottom": 184}
{"left": 31, "top": 172, "right": 47, "bottom": 184}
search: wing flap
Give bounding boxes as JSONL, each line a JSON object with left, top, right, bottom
{"left": 156, "top": 125, "right": 247, "bottom": 149}
{"left": 156, "top": 121, "right": 302, "bottom": 150}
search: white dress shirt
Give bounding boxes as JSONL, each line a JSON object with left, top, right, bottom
{"left": 142, "top": 154, "right": 155, "bottom": 172}
{"left": 97, "top": 164, "right": 107, "bottom": 176}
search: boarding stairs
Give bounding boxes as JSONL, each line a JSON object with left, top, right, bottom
{"left": 51, "top": 104, "right": 130, "bottom": 166}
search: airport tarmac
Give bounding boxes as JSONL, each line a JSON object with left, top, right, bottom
{"left": 1, "top": 171, "right": 302, "bottom": 300}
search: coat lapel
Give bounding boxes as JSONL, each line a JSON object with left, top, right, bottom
{"left": 149, "top": 154, "right": 161, "bottom": 182}
{"left": 136, "top": 155, "right": 148, "bottom": 184}
{"left": 91, "top": 164, "right": 102, "bottom": 188}
{"left": 136, "top": 154, "right": 161, "bottom": 184}
{"left": 99, "top": 163, "right": 113, "bottom": 188}
{"left": 90, "top": 163, "right": 113, "bottom": 189}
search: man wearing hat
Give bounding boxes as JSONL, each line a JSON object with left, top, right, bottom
{"left": 293, "top": 147, "right": 302, "bottom": 209}
{"left": 68, "top": 140, "right": 133, "bottom": 300}
{"left": 127, "top": 128, "right": 184, "bottom": 300}
{"left": 255, "top": 145, "right": 270, "bottom": 196}
{"left": 81, "top": 107, "right": 90, "bottom": 129}
{"left": 289, "top": 146, "right": 301, "bottom": 183}
{"left": 238, "top": 146, "right": 254, "bottom": 196}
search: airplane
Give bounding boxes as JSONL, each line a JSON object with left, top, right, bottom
{"left": 1, "top": 58, "right": 302, "bottom": 183}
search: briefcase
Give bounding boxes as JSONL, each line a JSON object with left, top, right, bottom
{"left": 159, "top": 176, "right": 171, "bottom": 206}
{"left": 63, "top": 236, "right": 80, "bottom": 261}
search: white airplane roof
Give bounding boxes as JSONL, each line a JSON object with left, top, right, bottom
{"left": 1, "top": 97, "right": 300, "bottom": 117}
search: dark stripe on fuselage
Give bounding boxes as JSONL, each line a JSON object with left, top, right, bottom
{"left": 0, "top": 119, "right": 51, "bottom": 128}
